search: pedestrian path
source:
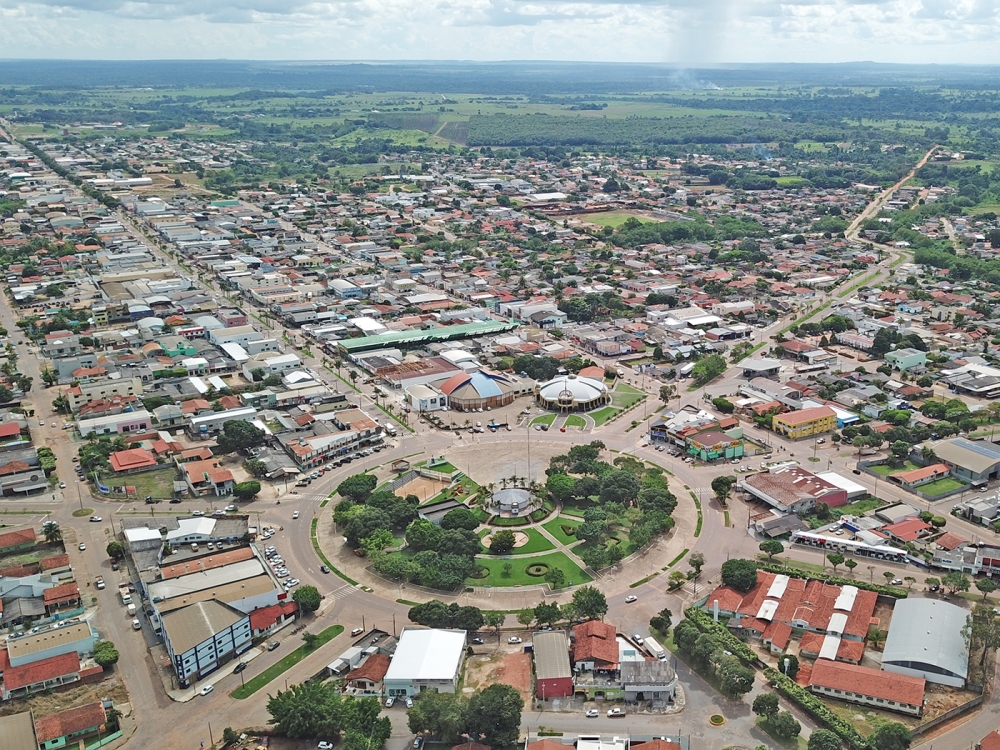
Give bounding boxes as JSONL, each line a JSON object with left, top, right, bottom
{"left": 327, "top": 584, "right": 359, "bottom": 602}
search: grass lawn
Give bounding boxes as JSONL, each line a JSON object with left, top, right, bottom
{"left": 478, "top": 527, "right": 556, "bottom": 555}
{"left": 578, "top": 211, "right": 660, "bottom": 228}
{"left": 612, "top": 383, "right": 645, "bottom": 410}
{"left": 417, "top": 459, "right": 457, "bottom": 474}
{"left": 868, "top": 461, "right": 921, "bottom": 477}
{"left": 590, "top": 407, "right": 619, "bottom": 427}
{"left": 231, "top": 624, "right": 344, "bottom": 699}
{"left": 542, "top": 516, "right": 584, "bottom": 546}
{"left": 531, "top": 414, "right": 557, "bottom": 427}
{"left": 565, "top": 414, "right": 587, "bottom": 430}
{"left": 467, "top": 551, "right": 592, "bottom": 587}
{"left": 917, "top": 477, "right": 966, "bottom": 495}
{"left": 97, "top": 467, "right": 178, "bottom": 500}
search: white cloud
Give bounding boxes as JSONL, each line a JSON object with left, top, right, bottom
{"left": 0, "top": 0, "right": 999, "bottom": 62}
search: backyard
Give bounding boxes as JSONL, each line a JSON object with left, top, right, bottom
{"left": 868, "top": 461, "right": 921, "bottom": 477}
{"left": 916, "top": 477, "right": 966, "bottom": 495}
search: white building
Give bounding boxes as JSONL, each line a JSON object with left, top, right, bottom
{"left": 383, "top": 628, "right": 466, "bottom": 698}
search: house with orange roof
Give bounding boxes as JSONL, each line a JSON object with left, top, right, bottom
{"left": 808, "top": 659, "right": 924, "bottom": 716}
{"left": 34, "top": 701, "right": 107, "bottom": 749}
{"left": 180, "top": 459, "right": 234, "bottom": 497}
{"left": 109, "top": 448, "right": 158, "bottom": 474}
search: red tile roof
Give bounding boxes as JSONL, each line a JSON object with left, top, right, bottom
{"left": 248, "top": 601, "right": 298, "bottom": 632}
{"left": 39, "top": 553, "right": 70, "bottom": 571}
{"left": 347, "top": 652, "right": 391, "bottom": 684}
{"left": 809, "top": 659, "right": 924, "bottom": 707}
{"left": 0, "top": 422, "right": 22, "bottom": 439}
{"left": 883, "top": 518, "right": 933, "bottom": 542}
{"left": 0, "top": 527, "right": 35, "bottom": 550}
{"left": 633, "top": 742, "right": 682, "bottom": 750}
{"left": 43, "top": 582, "right": 80, "bottom": 605}
{"left": 34, "top": 701, "right": 107, "bottom": 743}
{"left": 572, "top": 620, "right": 618, "bottom": 667}
{"left": 980, "top": 731, "right": 1000, "bottom": 750}
{"left": 159, "top": 547, "right": 254, "bottom": 579}
{"left": 3, "top": 651, "right": 80, "bottom": 691}
{"left": 109, "top": 448, "right": 157, "bottom": 473}
{"left": 935, "top": 532, "right": 967, "bottom": 551}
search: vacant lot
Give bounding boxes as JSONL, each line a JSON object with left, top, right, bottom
{"left": 0, "top": 673, "right": 129, "bottom": 718}
{"left": 578, "top": 211, "right": 661, "bottom": 228}
{"left": 463, "top": 649, "right": 533, "bottom": 703}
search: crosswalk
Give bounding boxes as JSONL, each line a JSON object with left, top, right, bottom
{"left": 328, "top": 584, "right": 357, "bottom": 602}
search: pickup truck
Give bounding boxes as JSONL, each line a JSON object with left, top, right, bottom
{"left": 607, "top": 707, "right": 626, "bottom": 718}
{"left": 95, "top": 576, "right": 105, "bottom": 590}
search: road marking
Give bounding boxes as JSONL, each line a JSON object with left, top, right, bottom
{"left": 328, "top": 585, "right": 357, "bottom": 601}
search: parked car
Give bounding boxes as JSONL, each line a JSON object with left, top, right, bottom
{"left": 233, "top": 662, "right": 247, "bottom": 673}
{"left": 385, "top": 696, "right": 395, "bottom": 708}
{"left": 78, "top": 543, "right": 86, "bottom": 551}
{"left": 586, "top": 709, "right": 599, "bottom": 718}
{"left": 607, "top": 707, "right": 625, "bottom": 717}
{"left": 89, "top": 515, "right": 102, "bottom": 522}
{"left": 507, "top": 636, "right": 522, "bottom": 644}
{"left": 319, "top": 743, "right": 335, "bottom": 750}
{"left": 632, "top": 634, "right": 644, "bottom": 645}
{"left": 471, "top": 637, "right": 484, "bottom": 644}
{"left": 891, "top": 578, "right": 903, "bottom": 585}
{"left": 406, "top": 697, "right": 414, "bottom": 709}
{"left": 267, "top": 641, "right": 280, "bottom": 651}
{"left": 199, "top": 685, "right": 214, "bottom": 696}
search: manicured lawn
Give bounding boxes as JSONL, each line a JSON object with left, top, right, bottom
{"left": 565, "top": 414, "right": 587, "bottom": 430}
{"left": 531, "top": 414, "right": 557, "bottom": 427}
{"left": 231, "top": 624, "right": 344, "bottom": 699}
{"left": 917, "top": 477, "right": 966, "bottom": 495}
{"left": 542, "top": 516, "right": 583, "bottom": 546}
{"left": 590, "top": 407, "right": 619, "bottom": 427}
{"left": 612, "top": 383, "right": 645, "bottom": 409}
{"left": 478, "top": 527, "right": 556, "bottom": 555}
{"left": 868, "top": 461, "right": 921, "bottom": 477}
{"left": 418, "top": 460, "right": 457, "bottom": 474}
{"left": 466, "top": 551, "right": 592, "bottom": 587}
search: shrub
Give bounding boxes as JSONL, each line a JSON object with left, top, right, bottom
{"left": 491, "top": 515, "right": 530, "bottom": 526}
{"left": 763, "top": 667, "right": 873, "bottom": 750}
{"left": 756, "top": 560, "right": 907, "bottom": 598}
{"left": 525, "top": 563, "right": 550, "bottom": 577}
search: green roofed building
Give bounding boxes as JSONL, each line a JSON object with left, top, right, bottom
{"left": 337, "top": 320, "right": 519, "bottom": 355}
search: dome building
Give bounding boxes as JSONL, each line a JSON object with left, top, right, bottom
{"left": 535, "top": 374, "right": 611, "bottom": 413}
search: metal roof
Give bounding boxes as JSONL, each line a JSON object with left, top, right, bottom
{"left": 0, "top": 711, "right": 37, "bottom": 750}
{"left": 933, "top": 438, "right": 1000, "bottom": 474}
{"left": 337, "top": 320, "right": 519, "bottom": 354}
{"left": 533, "top": 631, "right": 571, "bottom": 681}
{"left": 384, "top": 628, "right": 466, "bottom": 682}
{"left": 882, "top": 598, "right": 969, "bottom": 681}
{"left": 160, "top": 600, "right": 246, "bottom": 655}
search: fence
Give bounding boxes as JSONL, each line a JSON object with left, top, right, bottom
{"left": 911, "top": 695, "right": 982, "bottom": 737}
{"left": 857, "top": 459, "right": 969, "bottom": 502}
{"left": 85, "top": 730, "right": 123, "bottom": 750}
{"left": 384, "top": 470, "right": 418, "bottom": 493}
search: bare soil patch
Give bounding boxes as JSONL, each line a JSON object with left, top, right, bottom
{"left": 0, "top": 673, "right": 129, "bottom": 718}
{"left": 463, "top": 650, "right": 532, "bottom": 704}
{"left": 395, "top": 475, "right": 450, "bottom": 504}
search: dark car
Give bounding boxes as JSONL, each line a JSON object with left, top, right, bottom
{"left": 929, "top": 584, "right": 940, "bottom": 592}
{"left": 111, "top": 562, "right": 119, "bottom": 571}
{"left": 233, "top": 662, "right": 248, "bottom": 673}
{"left": 852, "top": 469, "right": 862, "bottom": 475}
{"left": 320, "top": 565, "right": 330, "bottom": 574}
{"left": 170, "top": 498, "right": 182, "bottom": 504}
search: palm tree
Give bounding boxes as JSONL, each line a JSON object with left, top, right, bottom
{"left": 41, "top": 521, "right": 62, "bottom": 543}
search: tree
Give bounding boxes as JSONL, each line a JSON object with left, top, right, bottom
{"left": 890, "top": 440, "right": 911, "bottom": 463}
{"left": 337, "top": 473, "right": 378, "bottom": 502}
{"left": 598, "top": 469, "right": 641, "bottom": 505}
{"left": 659, "top": 384, "right": 676, "bottom": 403}
{"left": 780, "top": 654, "right": 799, "bottom": 679}
{"left": 215, "top": 420, "right": 266, "bottom": 454}
{"left": 266, "top": 681, "right": 357, "bottom": 739}
{"left": 408, "top": 691, "right": 468, "bottom": 743}
{"left": 516, "top": 609, "right": 534, "bottom": 627}
{"left": 465, "top": 684, "right": 524, "bottom": 748}
{"left": 827, "top": 552, "right": 845, "bottom": 572}
{"left": 649, "top": 607, "right": 672, "bottom": 635}
{"left": 545, "top": 473, "right": 576, "bottom": 502}
{"left": 485, "top": 611, "right": 506, "bottom": 636}
{"left": 544, "top": 567, "right": 567, "bottom": 589}
{"left": 688, "top": 552, "right": 706, "bottom": 579}
{"left": 752, "top": 692, "right": 779, "bottom": 719}
{"left": 233, "top": 481, "right": 261, "bottom": 499}
{"left": 41, "top": 521, "right": 62, "bottom": 543}
{"left": 293, "top": 585, "right": 322, "bottom": 613}
{"left": 691, "top": 354, "right": 726, "bottom": 386}
{"left": 344, "top": 508, "right": 391, "bottom": 548}
{"left": 711, "top": 475, "right": 735, "bottom": 503}
{"left": 807, "top": 728, "right": 844, "bottom": 750}
{"left": 302, "top": 631, "right": 321, "bottom": 650}
{"left": 408, "top": 601, "right": 485, "bottom": 631}
{"left": 407, "top": 690, "right": 468, "bottom": 745}
{"left": 759, "top": 540, "right": 784, "bottom": 561}
{"left": 571, "top": 586, "right": 608, "bottom": 620}
{"left": 715, "top": 654, "right": 756, "bottom": 699}
{"left": 360, "top": 528, "right": 395, "bottom": 557}
{"left": 963, "top": 603, "right": 1000, "bottom": 668}
{"left": 580, "top": 545, "right": 608, "bottom": 571}
{"left": 712, "top": 397, "right": 735, "bottom": 414}
{"left": 845, "top": 558, "right": 858, "bottom": 576}
{"left": 944, "top": 570, "right": 971, "bottom": 595}
{"left": 767, "top": 711, "right": 801, "bottom": 743}
{"left": 106, "top": 541, "right": 125, "bottom": 560}
{"left": 439, "top": 506, "right": 481, "bottom": 531}
{"left": 489, "top": 529, "right": 516, "bottom": 555}
{"left": 721, "top": 559, "right": 758, "bottom": 593}
{"left": 245, "top": 458, "right": 268, "bottom": 478}
{"left": 222, "top": 727, "right": 239, "bottom": 745}
{"left": 866, "top": 625, "right": 887, "bottom": 649}
{"left": 93, "top": 640, "right": 120, "bottom": 667}
{"left": 534, "top": 601, "right": 561, "bottom": 626}
{"left": 977, "top": 577, "right": 998, "bottom": 600}
{"left": 868, "top": 722, "right": 912, "bottom": 750}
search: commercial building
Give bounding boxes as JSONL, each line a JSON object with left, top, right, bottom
{"left": 572, "top": 620, "right": 619, "bottom": 673}
{"left": 931, "top": 438, "right": 1000, "bottom": 484}
{"left": 65, "top": 376, "right": 144, "bottom": 412}
{"left": 405, "top": 384, "right": 449, "bottom": 412}
{"left": 440, "top": 370, "right": 525, "bottom": 411}
{"left": 0, "top": 711, "right": 37, "bottom": 750}
{"left": 76, "top": 410, "right": 152, "bottom": 437}
{"left": 881, "top": 598, "right": 969, "bottom": 688}
{"left": 739, "top": 358, "right": 781, "bottom": 379}
{"left": 161, "top": 599, "right": 252, "bottom": 687}
{"left": 6, "top": 621, "right": 98, "bottom": 667}
{"left": 338, "top": 320, "right": 519, "bottom": 355}
{"left": 383, "top": 628, "right": 467, "bottom": 697}
{"left": 620, "top": 660, "right": 678, "bottom": 703}
{"left": 741, "top": 465, "right": 848, "bottom": 514}
{"left": 687, "top": 430, "right": 744, "bottom": 462}
{"left": 884, "top": 347, "right": 927, "bottom": 371}
{"left": 533, "top": 630, "right": 573, "bottom": 699}
{"left": 188, "top": 406, "right": 258, "bottom": 437}
{"left": 771, "top": 406, "right": 837, "bottom": 440}
{"left": 808, "top": 659, "right": 924, "bottom": 717}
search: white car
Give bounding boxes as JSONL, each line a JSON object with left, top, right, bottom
{"left": 89, "top": 515, "right": 102, "bottom": 522}
{"left": 59, "top": 481, "right": 66, "bottom": 489}
{"left": 586, "top": 709, "right": 599, "bottom": 718}
{"left": 199, "top": 685, "right": 214, "bottom": 696}
{"left": 292, "top": 511, "right": 300, "bottom": 519}
{"left": 276, "top": 571, "right": 289, "bottom": 578}
{"left": 38, "top": 420, "right": 45, "bottom": 426}
{"left": 285, "top": 578, "right": 300, "bottom": 587}
{"left": 319, "top": 743, "right": 335, "bottom": 750}
{"left": 191, "top": 510, "right": 204, "bottom": 517}
{"left": 225, "top": 505, "right": 237, "bottom": 512}
{"left": 78, "top": 543, "right": 86, "bottom": 551}
{"left": 507, "top": 636, "right": 522, "bottom": 644}
{"left": 633, "top": 634, "right": 644, "bottom": 645}
{"left": 625, "top": 595, "right": 637, "bottom": 603}
{"left": 406, "top": 697, "right": 414, "bottom": 709}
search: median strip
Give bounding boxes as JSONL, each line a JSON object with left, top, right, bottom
{"left": 231, "top": 624, "right": 344, "bottom": 699}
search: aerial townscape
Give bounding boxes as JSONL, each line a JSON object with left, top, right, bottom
{"left": 9, "top": 49, "right": 1000, "bottom": 750}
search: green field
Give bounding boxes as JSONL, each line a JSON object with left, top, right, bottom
{"left": 231, "top": 625, "right": 344, "bottom": 699}
{"left": 868, "top": 461, "right": 921, "bottom": 477}
{"left": 531, "top": 414, "right": 557, "bottom": 427}
{"left": 578, "top": 211, "right": 661, "bottom": 228}
{"left": 467, "top": 551, "right": 592, "bottom": 587}
{"left": 916, "top": 477, "right": 966, "bottom": 495}
{"left": 565, "top": 414, "right": 587, "bottom": 430}
{"left": 542, "top": 516, "right": 584, "bottom": 546}
{"left": 590, "top": 406, "right": 619, "bottom": 427}
{"left": 478, "top": 527, "right": 556, "bottom": 555}
{"left": 612, "top": 383, "right": 646, "bottom": 410}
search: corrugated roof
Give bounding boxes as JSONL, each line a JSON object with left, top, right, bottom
{"left": 384, "top": 628, "right": 466, "bottom": 682}
{"left": 882, "top": 598, "right": 969, "bottom": 681}
{"left": 160, "top": 600, "right": 246, "bottom": 655}
{"left": 533, "top": 631, "right": 571, "bottom": 681}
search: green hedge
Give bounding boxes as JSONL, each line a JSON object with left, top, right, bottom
{"left": 491, "top": 515, "right": 530, "bottom": 526}
{"left": 756, "top": 560, "right": 907, "bottom": 598}
{"left": 684, "top": 607, "right": 758, "bottom": 664}
{"left": 764, "top": 667, "right": 873, "bottom": 750}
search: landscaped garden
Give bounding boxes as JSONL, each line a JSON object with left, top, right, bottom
{"left": 466, "top": 551, "right": 592, "bottom": 587}
{"left": 542, "top": 515, "right": 583, "bottom": 546}
{"left": 589, "top": 406, "right": 618, "bottom": 427}
{"left": 478, "top": 527, "right": 556, "bottom": 555}
{"left": 530, "top": 413, "right": 557, "bottom": 427}
{"left": 565, "top": 414, "right": 587, "bottom": 430}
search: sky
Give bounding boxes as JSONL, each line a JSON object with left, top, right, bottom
{"left": 0, "top": 0, "right": 997, "bottom": 63}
